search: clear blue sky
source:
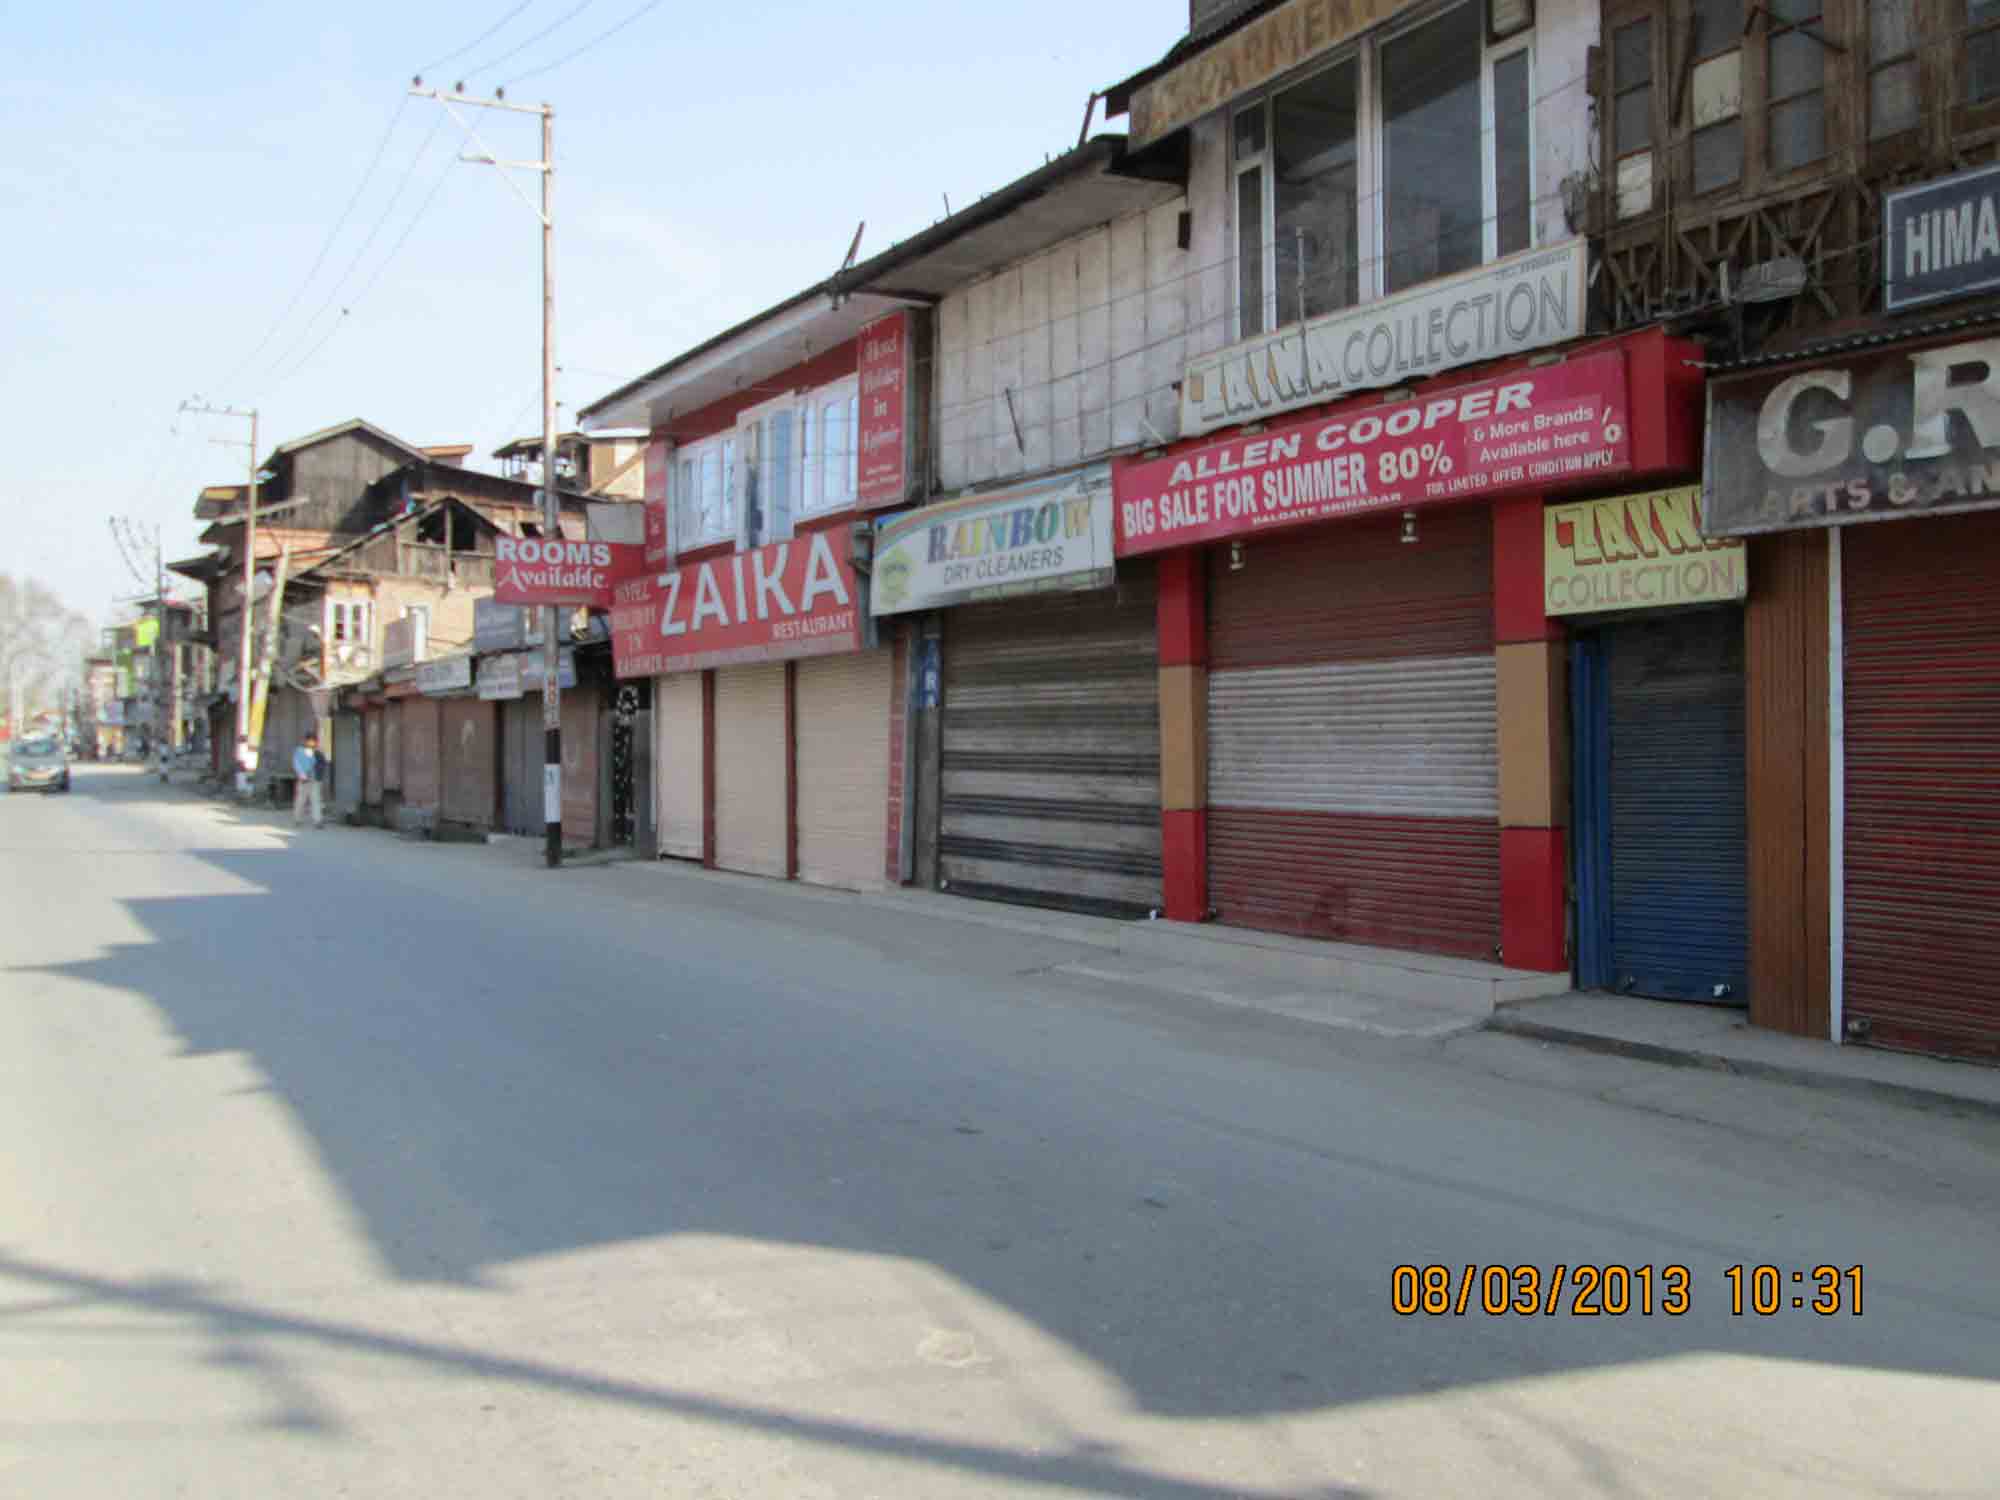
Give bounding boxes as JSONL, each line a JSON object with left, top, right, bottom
{"left": 3, "top": 0, "right": 1184, "bottom": 626}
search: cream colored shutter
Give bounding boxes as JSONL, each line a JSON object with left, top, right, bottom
{"left": 714, "top": 664, "right": 787, "bottom": 877}
{"left": 655, "top": 672, "right": 704, "bottom": 859}
{"left": 796, "top": 649, "right": 892, "bottom": 889}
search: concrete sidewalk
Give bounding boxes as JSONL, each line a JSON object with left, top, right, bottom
{"left": 1491, "top": 990, "right": 2000, "bottom": 1117}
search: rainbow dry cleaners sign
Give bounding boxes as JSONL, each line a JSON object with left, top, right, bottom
{"left": 871, "top": 466, "right": 1115, "bottom": 615}
{"left": 1115, "top": 350, "right": 1632, "bottom": 556}
{"left": 493, "top": 535, "right": 647, "bottom": 609}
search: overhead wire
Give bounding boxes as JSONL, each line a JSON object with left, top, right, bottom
{"left": 417, "top": 0, "right": 539, "bottom": 76}
{"left": 460, "top": 0, "right": 599, "bottom": 81}
{"left": 502, "top": 0, "right": 670, "bottom": 88}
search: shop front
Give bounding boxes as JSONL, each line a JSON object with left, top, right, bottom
{"left": 873, "top": 465, "right": 1156, "bottom": 916}
{"left": 1115, "top": 326, "right": 1704, "bottom": 970}
{"left": 613, "top": 528, "right": 893, "bottom": 891}
{"left": 1705, "top": 323, "right": 2000, "bottom": 1060}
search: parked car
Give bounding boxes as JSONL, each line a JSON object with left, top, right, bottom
{"left": 7, "top": 735, "right": 71, "bottom": 794}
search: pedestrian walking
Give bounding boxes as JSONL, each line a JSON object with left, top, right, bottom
{"left": 292, "top": 733, "right": 325, "bottom": 829}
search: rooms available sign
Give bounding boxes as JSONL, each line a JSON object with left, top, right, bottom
{"left": 610, "top": 530, "right": 863, "bottom": 678}
{"left": 493, "top": 535, "right": 647, "bottom": 609}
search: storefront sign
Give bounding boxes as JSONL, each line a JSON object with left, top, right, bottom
{"left": 477, "top": 653, "right": 521, "bottom": 700}
{"left": 474, "top": 596, "right": 530, "bottom": 653}
{"left": 382, "top": 615, "right": 425, "bottom": 668}
{"left": 1884, "top": 164, "right": 2000, "bottom": 312}
{"left": 493, "top": 535, "right": 646, "bottom": 609}
{"left": 1544, "top": 486, "right": 1745, "bottom": 616}
{"left": 1129, "top": 0, "right": 1406, "bottom": 149}
{"left": 1704, "top": 334, "right": 2000, "bottom": 535}
{"left": 1180, "top": 240, "right": 1586, "bottom": 437}
{"left": 518, "top": 647, "right": 577, "bottom": 692}
{"left": 1118, "top": 349, "right": 1631, "bottom": 556}
{"left": 417, "top": 655, "right": 473, "bottom": 695}
{"left": 858, "top": 310, "right": 911, "bottom": 509}
{"left": 610, "top": 530, "right": 863, "bottom": 678}
{"left": 644, "top": 436, "right": 670, "bottom": 568}
{"left": 871, "top": 467, "right": 1115, "bottom": 615}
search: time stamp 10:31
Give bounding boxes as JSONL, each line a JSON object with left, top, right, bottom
{"left": 1391, "top": 1265, "right": 1864, "bottom": 1317}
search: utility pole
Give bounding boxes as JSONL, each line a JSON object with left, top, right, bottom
{"left": 181, "top": 401, "right": 259, "bottom": 795}
{"left": 411, "top": 79, "right": 562, "bottom": 867}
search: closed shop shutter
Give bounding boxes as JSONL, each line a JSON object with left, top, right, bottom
{"left": 654, "top": 674, "right": 704, "bottom": 859}
{"left": 383, "top": 702, "right": 403, "bottom": 791}
{"left": 1207, "top": 509, "right": 1499, "bottom": 957}
{"left": 502, "top": 697, "right": 541, "bottom": 835}
{"left": 364, "top": 709, "right": 384, "bottom": 806}
{"left": 940, "top": 569, "right": 1160, "bottom": 916}
{"left": 560, "top": 682, "right": 599, "bottom": 848}
{"left": 402, "top": 699, "right": 442, "bottom": 813}
{"left": 1602, "top": 610, "right": 1748, "bottom": 1001}
{"left": 797, "top": 650, "right": 893, "bottom": 889}
{"left": 333, "top": 713, "right": 362, "bottom": 815}
{"left": 714, "top": 664, "right": 788, "bottom": 877}
{"left": 440, "top": 698, "right": 496, "bottom": 829}
{"left": 1844, "top": 512, "right": 2000, "bottom": 1060}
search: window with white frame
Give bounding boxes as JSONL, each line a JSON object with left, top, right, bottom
{"left": 328, "top": 599, "right": 372, "bottom": 652}
{"left": 1232, "top": 1, "right": 1534, "bottom": 334}
{"left": 740, "top": 392, "right": 799, "bottom": 549}
{"left": 798, "top": 376, "right": 859, "bottom": 521}
{"left": 673, "top": 431, "right": 738, "bottom": 550}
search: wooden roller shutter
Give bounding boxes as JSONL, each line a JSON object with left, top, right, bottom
{"left": 715, "top": 664, "right": 787, "bottom": 877}
{"left": 501, "top": 697, "right": 540, "bottom": 835}
{"left": 364, "top": 709, "right": 384, "bottom": 806}
{"left": 1844, "top": 512, "right": 2000, "bottom": 1060}
{"left": 655, "top": 673, "right": 704, "bottom": 859}
{"left": 1207, "top": 509, "right": 1499, "bottom": 958}
{"left": 940, "top": 568, "right": 1161, "bottom": 917}
{"left": 402, "top": 698, "right": 441, "bottom": 813}
{"left": 440, "top": 698, "right": 496, "bottom": 829}
{"left": 796, "top": 650, "right": 892, "bottom": 889}
{"left": 383, "top": 702, "right": 403, "bottom": 791}
{"left": 560, "top": 682, "right": 599, "bottom": 849}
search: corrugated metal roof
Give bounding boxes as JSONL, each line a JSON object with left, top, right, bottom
{"left": 1709, "top": 311, "right": 2000, "bottom": 373}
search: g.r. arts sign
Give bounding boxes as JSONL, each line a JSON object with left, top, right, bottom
{"left": 1705, "top": 335, "right": 2000, "bottom": 535}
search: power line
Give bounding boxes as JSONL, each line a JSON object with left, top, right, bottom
{"left": 418, "top": 0, "right": 538, "bottom": 75}
{"left": 461, "top": 0, "right": 598, "bottom": 81}
{"left": 503, "top": 0, "right": 670, "bottom": 87}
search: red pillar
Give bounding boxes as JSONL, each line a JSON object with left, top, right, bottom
{"left": 1492, "top": 495, "right": 1568, "bottom": 973}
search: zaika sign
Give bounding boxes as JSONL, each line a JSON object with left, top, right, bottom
{"left": 1704, "top": 334, "right": 2000, "bottom": 535}
{"left": 493, "top": 535, "right": 646, "bottom": 609}
{"left": 1116, "top": 350, "right": 1631, "bottom": 556}
{"left": 610, "top": 530, "right": 863, "bottom": 678}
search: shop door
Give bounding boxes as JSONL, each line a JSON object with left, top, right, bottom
{"left": 1207, "top": 510, "right": 1499, "bottom": 957}
{"left": 939, "top": 570, "right": 1160, "bottom": 917}
{"left": 440, "top": 698, "right": 496, "bottom": 830}
{"left": 796, "top": 650, "right": 893, "bottom": 890}
{"left": 560, "top": 683, "right": 599, "bottom": 849}
{"left": 1845, "top": 513, "right": 2000, "bottom": 1059}
{"left": 609, "top": 678, "right": 651, "bottom": 849}
{"left": 714, "top": 664, "right": 788, "bottom": 877}
{"left": 502, "top": 698, "right": 541, "bottom": 835}
{"left": 383, "top": 702, "right": 404, "bottom": 792}
{"left": 363, "top": 709, "right": 384, "bottom": 807}
{"left": 402, "top": 699, "right": 442, "bottom": 817}
{"left": 655, "top": 673, "right": 704, "bottom": 859}
{"left": 332, "top": 713, "right": 362, "bottom": 816}
{"left": 1573, "top": 611, "right": 1748, "bottom": 1002}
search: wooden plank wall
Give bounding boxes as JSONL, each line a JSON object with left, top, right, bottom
{"left": 1744, "top": 529, "right": 1830, "bottom": 1038}
{"left": 932, "top": 200, "right": 1190, "bottom": 492}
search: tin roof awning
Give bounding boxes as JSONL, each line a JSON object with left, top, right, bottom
{"left": 1705, "top": 311, "right": 2000, "bottom": 372}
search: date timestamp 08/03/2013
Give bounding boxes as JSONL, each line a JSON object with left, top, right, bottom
{"left": 1390, "top": 1264, "right": 1865, "bottom": 1317}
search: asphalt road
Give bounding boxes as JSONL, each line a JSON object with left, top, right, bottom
{"left": 4, "top": 766, "right": 1997, "bottom": 1498}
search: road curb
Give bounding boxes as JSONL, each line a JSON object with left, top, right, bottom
{"left": 1484, "top": 1014, "right": 2000, "bottom": 1120}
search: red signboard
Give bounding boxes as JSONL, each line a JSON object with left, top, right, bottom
{"left": 1114, "top": 350, "right": 1633, "bottom": 556}
{"left": 493, "top": 536, "right": 647, "bottom": 608}
{"left": 643, "top": 436, "right": 670, "bottom": 568}
{"left": 611, "top": 530, "right": 863, "bottom": 678}
{"left": 857, "top": 310, "right": 909, "bottom": 510}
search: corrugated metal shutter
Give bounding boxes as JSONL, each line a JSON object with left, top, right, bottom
{"left": 440, "top": 698, "right": 496, "bottom": 829}
{"left": 364, "top": 709, "right": 384, "bottom": 807}
{"left": 940, "top": 570, "right": 1161, "bottom": 917}
{"left": 655, "top": 673, "right": 704, "bottom": 859}
{"left": 333, "top": 713, "right": 362, "bottom": 815}
{"left": 1605, "top": 610, "right": 1748, "bottom": 1002}
{"left": 1845, "top": 512, "right": 2000, "bottom": 1060}
{"left": 797, "top": 650, "right": 892, "bottom": 889}
{"left": 715, "top": 664, "right": 787, "bottom": 877}
{"left": 560, "top": 682, "right": 599, "bottom": 849}
{"left": 402, "top": 699, "right": 441, "bottom": 813}
{"left": 502, "top": 698, "right": 540, "bottom": 835}
{"left": 1207, "top": 509, "right": 1499, "bottom": 957}
{"left": 383, "top": 703, "right": 403, "bottom": 791}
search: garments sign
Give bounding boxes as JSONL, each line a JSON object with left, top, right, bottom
{"left": 474, "top": 596, "right": 530, "bottom": 653}
{"left": 858, "top": 310, "right": 912, "bottom": 510}
{"left": 1703, "top": 335, "right": 2000, "bottom": 535}
{"left": 1179, "top": 240, "right": 1586, "bottom": 437}
{"left": 610, "top": 530, "right": 862, "bottom": 678}
{"left": 871, "top": 466, "right": 1115, "bottom": 615}
{"left": 644, "top": 437, "right": 670, "bottom": 568}
{"left": 1884, "top": 164, "right": 2000, "bottom": 312}
{"left": 1544, "top": 487, "right": 1745, "bottom": 616}
{"left": 493, "top": 535, "right": 647, "bottom": 608}
{"left": 478, "top": 653, "right": 522, "bottom": 700}
{"left": 1117, "top": 350, "right": 1631, "bottom": 556}
{"left": 417, "top": 655, "right": 473, "bottom": 695}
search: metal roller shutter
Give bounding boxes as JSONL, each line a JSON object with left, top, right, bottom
{"left": 440, "top": 698, "right": 496, "bottom": 830}
{"left": 797, "top": 650, "right": 893, "bottom": 889}
{"left": 402, "top": 699, "right": 442, "bottom": 814}
{"left": 715, "top": 665, "right": 787, "bottom": 877}
{"left": 383, "top": 702, "right": 403, "bottom": 791}
{"left": 502, "top": 698, "right": 540, "bottom": 835}
{"left": 940, "top": 569, "right": 1160, "bottom": 917}
{"left": 655, "top": 674, "right": 704, "bottom": 859}
{"left": 332, "top": 713, "right": 362, "bottom": 817}
{"left": 560, "top": 683, "right": 599, "bottom": 849}
{"left": 1207, "top": 509, "right": 1499, "bottom": 957}
{"left": 364, "top": 709, "right": 384, "bottom": 807}
{"left": 1844, "top": 513, "right": 2000, "bottom": 1059}
{"left": 1604, "top": 611, "right": 1748, "bottom": 1002}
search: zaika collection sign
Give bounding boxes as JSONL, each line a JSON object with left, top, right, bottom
{"left": 1116, "top": 349, "right": 1631, "bottom": 555}
{"left": 1703, "top": 334, "right": 2000, "bottom": 535}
